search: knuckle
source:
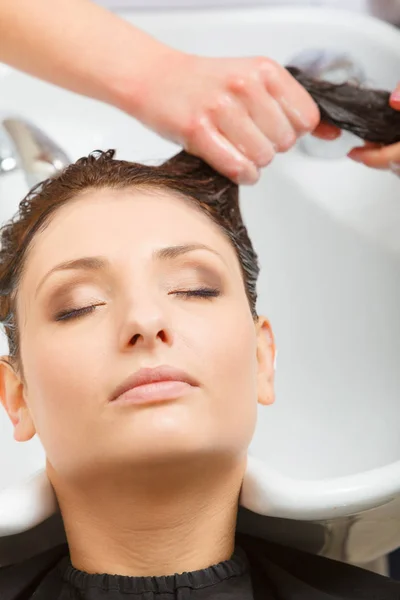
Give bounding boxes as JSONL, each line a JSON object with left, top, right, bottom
{"left": 228, "top": 57, "right": 278, "bottom": 92}
{"left": 257, "top": 150, "right": 275, "bottom": 167}
{"left": 208, "top": 92, "right": 234, "bottom": 115}
{"left": 253, "top": 56, "right": 279, "bottom": 81}
{"left": 254, "top": 56, "right": 275, "bottom": 72}
{"left": 227, "top": 73, "right": 248, "bottom": 94}
{"left": 181, "top": 114, "right": 207, "bottom": 143}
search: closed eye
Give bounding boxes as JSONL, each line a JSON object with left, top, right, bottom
{"left": 172, "top": 288, "right": 220, "bottom": 299}
{"left": 54, "top": 288, "right": 220, "bottom": 322}
{"left": 54, "top": 303, "right": 105, "bottom": 322}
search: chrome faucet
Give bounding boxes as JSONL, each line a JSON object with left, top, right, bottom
{"left": 0, "top": 117, "right": 70, "bottom": 189}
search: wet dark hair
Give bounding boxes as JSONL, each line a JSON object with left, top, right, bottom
{"left": 288, "top": 67, "right": 400, "bottom": 145}
{"left": 0, "top": 150, "right": 259, "bottom": 363}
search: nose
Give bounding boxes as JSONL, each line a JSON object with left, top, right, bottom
{"left": 118, "top": 298, "right": 173, "bottom": 352}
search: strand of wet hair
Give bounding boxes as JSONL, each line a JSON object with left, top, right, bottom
{"left": 287, "top": 66, "right": 400, "bottom": 145}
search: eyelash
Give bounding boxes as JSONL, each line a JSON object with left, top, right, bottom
{"left": 55, "top": 304, "right": 101, "bottom": 322}
{"left": 173, "top": 287, "right": 220, "bottom": 299}
{"left": 54, "top": 288, "right": 220, "bottom": 322}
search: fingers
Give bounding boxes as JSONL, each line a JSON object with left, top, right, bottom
{"left": 229, "top": 58, "right": 320, "bottom": 143}
{"left": 390, "top": 82, "right": 400, "bottom": 109}
{"left": 185, "top": 114, "right": 260, "bottom": 184}
{"left": 180, "top": 57, "right": 321, "bottom": 183}
{"left": 260, "top": 62, "right": 321, "bottom": 132}
{"left": 312, "top": 122, "right": 342, "bottom": 140}
{"left": 228, "top": 75, "right": 297, "bottom": 152}
{"left": 348, "top": 141, "right": 400, "bottom": 172}
{"left": 211, "top": 93, "right": 276, "bottom": 167}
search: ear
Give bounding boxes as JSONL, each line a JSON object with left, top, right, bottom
{"left": 0, "top": 358, "right": 35, "bottom": 442}
{"left": 255, "top": 318, "right": 276, "bottom": 407}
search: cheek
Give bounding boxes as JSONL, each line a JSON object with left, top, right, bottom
{"left": 20, "top": 324, "right": 107, "bottom": 466}
{"left": 188, "top": 301, "right": 259, "bottom": 443}
{"left": 211, "top": 318, "right": 257, "bottom": 395}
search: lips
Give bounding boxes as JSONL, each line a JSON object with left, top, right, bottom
{"left": 110, "top": 365, "right": 198, "bottom": 403}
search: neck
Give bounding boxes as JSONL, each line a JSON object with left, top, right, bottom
{"left": 50, "top": 455, "right": 245, "bottom": 577}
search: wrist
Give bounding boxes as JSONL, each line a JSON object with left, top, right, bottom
{"left": 101, "top": 29, "right": 184, "bottom": 120}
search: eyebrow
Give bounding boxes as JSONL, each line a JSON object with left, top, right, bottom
{"left": 35, "top": 244, "right": 225, "bottom": 298}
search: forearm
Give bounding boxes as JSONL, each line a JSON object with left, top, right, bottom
{"left": 0, "top": 0, "right": 170, "bottom": 111}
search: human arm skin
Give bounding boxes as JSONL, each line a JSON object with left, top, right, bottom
{"left": 0, "top": 0, "right": 322, "bottom": 183}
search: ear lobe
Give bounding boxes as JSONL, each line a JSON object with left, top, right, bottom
{"left": 256, "top": 318, "right": 276, "bottom": 407}
{"left": 0, "top": 358, "right": 35, "bottom": 442}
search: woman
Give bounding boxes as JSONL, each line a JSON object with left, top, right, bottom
{"left": 0, "top": 150, "right": 399, "bottom": 599}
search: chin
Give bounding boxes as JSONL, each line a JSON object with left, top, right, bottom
{"left": 112, "top": 427, "right": 220, "bottom": 466}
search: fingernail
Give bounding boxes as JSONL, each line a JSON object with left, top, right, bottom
{"left": 234, "top": 159, "right": 260, "bottom": 185}
{"left": 238, "top": 170, "right": 260, "bottom": 185}
{"left": 348, "top": 150, "right": 364, "bottom": 162}
{"left": 324, "top": 131, "right": 341, "bottom": 140}
{"left": 282, "top": 131, "right": 296, "bottom": 147}
{"left": 256, "top": 150, "right": 274, "bottom": 167}
{"left": 349, "top": 153, "right": 362, "bottom": 162}
{"left": 390, "top": 91, "right": 400, "bottom": 105}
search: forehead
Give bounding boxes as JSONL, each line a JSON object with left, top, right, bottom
{"left": 21, "top": 187, "right": 240, "bottom": 283}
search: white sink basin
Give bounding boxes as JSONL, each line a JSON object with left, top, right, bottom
{"left": 0, "top": 7, "right": 400, "bottom": 566}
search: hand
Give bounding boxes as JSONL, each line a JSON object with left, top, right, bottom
{"left": 347, "top": 83, "right": 400, "bottom": 176}
{"left": 122, "top": 51, "right": 320, "bottom": 184}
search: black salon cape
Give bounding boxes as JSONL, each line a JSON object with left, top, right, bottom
{"left": 1, "top": 533, "right": 400, "bottom": 600}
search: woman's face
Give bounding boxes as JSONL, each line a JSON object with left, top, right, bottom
{"left": 4, "top": 188, "right": 274, "bottom": 481}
